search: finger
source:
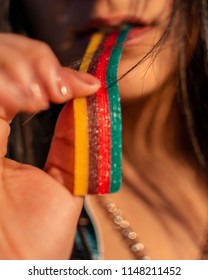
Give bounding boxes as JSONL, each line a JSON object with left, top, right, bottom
{"left": 45, "top": 101, "right": 75, "bottom": 193}
{"left": 0, "top": 34, "right": 57, "bottom": 105}
{"left": 0, "top": 34, "right": 101, "bottom": 105}
{"left": 28, "top": 41, "right": 101, "bottom": 103}
{"left": 0, "top": 33, "right": 41, "bottom": 49}
{"left": 0, "top": 71, "right": 49, "bottom": 114}
{"left": 0, "top": 42, "right": 49, "bottom": 112}
{"left": 3, "top": 34, "right": 101, "bottom": 102}
{"left": 54, "top": 67, "right": 101, "bottom": 101}
{"left": 1, "top": 159, "right": 83, "bottom": 259}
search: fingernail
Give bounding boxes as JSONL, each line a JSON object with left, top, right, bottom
{"left": 54, "top": 68, "right": 101, "bottom": 100}
{"left": 73, "top": 71, "right": 101, "bottom": 89}
{"left": 56, "top": 74, "right": 72, "bottom": 98}
{"left": 29, "top": 82, "right": 49, "bottom": 109}
{"left": 7, "top": 82, "right": 49, "bottom": 111}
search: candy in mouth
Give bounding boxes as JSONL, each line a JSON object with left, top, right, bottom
{"left": 72, "top": 26, "right": 132, "bottom": 195}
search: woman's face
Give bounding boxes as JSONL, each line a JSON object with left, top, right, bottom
{"left": 23, "top": 0, "right": 178, "bottom": 100}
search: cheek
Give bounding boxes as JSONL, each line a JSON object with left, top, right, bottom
{"left": 118, "top": 40, "right": 179, "bottom": 100}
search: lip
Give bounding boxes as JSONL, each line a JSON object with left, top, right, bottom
{"left": 87, "top": 16, "right": 148, "bottom": 27}
{"left": 79, "top": 15, "right": 151, "bottom": 33}
{"left": 77, "top": 16, "right": 156, "bottom": 49}
{"left": 77, "top": 16, "right": 156, "bottom": 47}
{"left": 124, "top": 25, "right": 155, "bottom": 47}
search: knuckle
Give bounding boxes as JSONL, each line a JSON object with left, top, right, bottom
{"left": 35, "top": 41, "right": 51, "bottom": 54}
{"left": 29, "top": 40, "right": 58, "bottom": 65}
{"left": 0, "top": 49, "right": 29, "bottom": 74}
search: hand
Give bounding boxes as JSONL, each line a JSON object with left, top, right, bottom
{"left": 0, "top": 32, "right": 100, "bottom": 119}
{"left": 0, "top": 33, "right": 100, "bottom": 259}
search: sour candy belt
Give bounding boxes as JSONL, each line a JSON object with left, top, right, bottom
{"left": 73, "top": 26, "right": 130, "bottom": 195}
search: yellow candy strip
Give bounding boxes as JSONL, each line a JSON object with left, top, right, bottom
{"left": 73, "top": 33, "right": 104, "bottom": 195}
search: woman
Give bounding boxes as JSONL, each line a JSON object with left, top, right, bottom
{"left": 0, "top": 0, "right": 207, "bottom": 259}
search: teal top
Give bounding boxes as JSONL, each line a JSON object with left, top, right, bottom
{"left": 71, "top": 205, "right": 100, "bottom": 260}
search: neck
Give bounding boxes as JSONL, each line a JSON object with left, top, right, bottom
{"left": 120, "top": 77, "right": 208, "bottom": 254}
{"left": 121, "top": 76, "right": 192, "bottom": 164}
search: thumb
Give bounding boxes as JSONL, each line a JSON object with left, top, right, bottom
{"left": 53, "top": 68, "right": 101, "bottom": 102}
{"left": 0, "top": 104, "right": 17, "bottom": 158}
{"left": 45, "top": 101, "right": 75, "bottom": 193}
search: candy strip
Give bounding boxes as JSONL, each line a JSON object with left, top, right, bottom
{"left": 86, "top": 93, "right": 99, "bottom": 194}
{"left": 95, "top": 32, "right": 119, "bottom": 194}
{"left": 86, "top": 39, "right": 104, "bottom": 194}
{"left": 107, "top": 26, "right": 130, "bottom": 193}
{"left": 73, "top": 33, "right": 103, "bottom": 195}
{"left": 73, "top": 27, "right": 131, "bottom": 195}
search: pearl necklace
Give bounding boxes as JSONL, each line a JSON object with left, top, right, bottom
{"left": 201, "top": 233, "right": 208, "bottom": 259}
{"left": 98, "top": 195, "right": 150, "bottom": 260}
{"left": 98, "top": 195, "right": 208, "bottom": 260}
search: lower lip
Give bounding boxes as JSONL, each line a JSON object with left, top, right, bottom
{"left": 124, "top": 26, "right": 154, "bottom": 47}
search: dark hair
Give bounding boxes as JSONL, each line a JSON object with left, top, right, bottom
{"left": 2, "top": 0, "right": 208, "bottom": 171}
{"left": 1, "top": 0, "right": 208, "bottom": 259}
{"left": 178, "top": 0, "right": 208, "bottom": 168}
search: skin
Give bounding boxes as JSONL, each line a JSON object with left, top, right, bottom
{"left": 0, "top": 6, "right": 101, "bottom": 259}
{"left": 24, "top": 0, "right": 177, "bottom": 99}
{"left": 0, "top": 0, "right": 207, "bottom": 259}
